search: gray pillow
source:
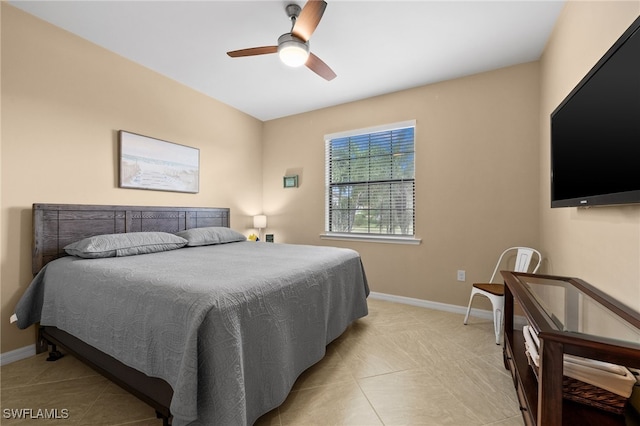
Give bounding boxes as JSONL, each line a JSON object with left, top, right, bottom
{"left": 176, "top": 227, "right": 246, "bottom": 246}
{"left": 64, "top": 232, "right": 188, "bottom": 258}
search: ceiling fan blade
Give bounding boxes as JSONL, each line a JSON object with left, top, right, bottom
{"left": 227, "top": 46, "right": 278, "bottom": 58}
{"left": 292, "top": 0, "right": 327, "bottom": 42}
{"left": 306, "top": 52, "right": 336, "bottom": 81}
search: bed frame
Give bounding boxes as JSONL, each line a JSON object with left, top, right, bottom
{"left": 32, "top": 203, "right": 231, "bottom": 425}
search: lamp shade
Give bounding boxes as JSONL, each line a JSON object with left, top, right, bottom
{"left": 277, "top": 34, "right": 309, "bottom": 67}
{"left": 253, "top": 215, "right": 267, "bottom": 229}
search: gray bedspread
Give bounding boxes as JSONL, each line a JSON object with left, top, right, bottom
{"left": 15, "top": 241, "right": 369, "bottom": 425}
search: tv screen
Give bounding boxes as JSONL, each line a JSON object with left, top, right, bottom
{"left": 550, "top": 16, "right": 640, "bottom": 208}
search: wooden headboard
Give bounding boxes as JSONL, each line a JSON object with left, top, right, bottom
{"left": 32, "top": 203, "right": 231, "bottom": 275}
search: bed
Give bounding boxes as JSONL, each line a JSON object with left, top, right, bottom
{"left": 14, "top": 203, "right": 370, "bottom": 425}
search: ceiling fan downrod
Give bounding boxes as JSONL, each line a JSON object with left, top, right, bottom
{"left": 285, "top": 4, "right": 301, "bottom": 30}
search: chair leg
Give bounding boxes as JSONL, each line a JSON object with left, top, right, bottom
{"left": 463, "top": 291, "right": 476, "bottom": 325}
{"left": 493, "top": 307, "right": 502, "bottom": 345}
{"left": 490, "top": 294, "right": 505, "bottom": 345}
{"left": 465, "top": 289, "right": 505, "bottom": 344}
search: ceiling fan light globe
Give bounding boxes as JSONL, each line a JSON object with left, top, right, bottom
{"left": 277, "top": 34, "right": 310, "bottom": 67}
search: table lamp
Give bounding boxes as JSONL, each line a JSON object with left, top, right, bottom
{"left": 253, "top": 215, "right": 267, "bottom": 241}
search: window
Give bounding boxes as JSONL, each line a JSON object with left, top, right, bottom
{"left": 324, "top": 120, "right": 416, "bottom": 242}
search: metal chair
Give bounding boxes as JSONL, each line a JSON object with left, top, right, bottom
{"left": 463, "top": 247, "right": 541, "bottom": 345}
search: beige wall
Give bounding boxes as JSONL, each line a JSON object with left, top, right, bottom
{"left": 5, "top": 0, "right": 638, "bottom": 356}
{"left": 1, "top": 4, "right": 264, "bottom": 353}
{"left": 539, "top": 1, "right": 640, "bottom": 308}
{"left": 262, "top": 62, "right": 541, "bottom": 306}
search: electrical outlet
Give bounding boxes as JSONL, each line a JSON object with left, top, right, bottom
{"left": 457, "top": 270, "right": 466, "bottom": 282}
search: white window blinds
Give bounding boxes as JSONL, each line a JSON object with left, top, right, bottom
{"left": 325, "top": 121, "right": 415, "bottom": 237}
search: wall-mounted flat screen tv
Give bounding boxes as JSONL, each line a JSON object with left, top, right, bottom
{"left": 550, "top": 15, "right": 640, "bottom": 208}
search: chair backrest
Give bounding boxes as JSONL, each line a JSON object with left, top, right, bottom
{"left": 488, "top": 247, "right": 542, "bottom": 283}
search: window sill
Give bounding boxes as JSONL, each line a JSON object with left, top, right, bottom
{"left": 319, "top": 233, "right": 421, "bottom": 245}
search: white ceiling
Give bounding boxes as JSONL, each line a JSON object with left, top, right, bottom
{"left": 10, "top": 0, "right": 565, "bottom": 121}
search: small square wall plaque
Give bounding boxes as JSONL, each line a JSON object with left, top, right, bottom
{"left": 283, "top": 175, "right": 298, "bottom": 188}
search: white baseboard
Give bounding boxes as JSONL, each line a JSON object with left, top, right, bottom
{"left": 0, "top": 344, "right": 36, "bottom": 366}
{"left": 368, "top": 291, "right": 528, "bottom": 327}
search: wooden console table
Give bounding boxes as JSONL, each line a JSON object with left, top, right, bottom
{"left": 501, "top": 271, "right": 640, "bottom": 426}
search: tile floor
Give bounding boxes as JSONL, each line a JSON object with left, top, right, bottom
{"left": 1, "top": 298, "right": 524, "bottom": 425}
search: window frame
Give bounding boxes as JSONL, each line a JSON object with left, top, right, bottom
{"left": 321, "top": 120, "right": 420, "bottom": 245}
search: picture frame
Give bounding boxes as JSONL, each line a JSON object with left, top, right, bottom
{"left": 119, "top": 130, "right": 199, "bottom": 193}
{"left": 283, "top": 175, "right": 298, "bottom": 188}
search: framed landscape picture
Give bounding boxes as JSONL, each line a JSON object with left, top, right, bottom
{"left": 119, "top": 131, "right": 199, "bottom": 193}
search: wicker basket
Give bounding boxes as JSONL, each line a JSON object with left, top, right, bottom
{"left": 525, "top": 349, "right": 628, "bottom": 415}
{"left": 562, "top": 376, "right": 628, "bottom": 414}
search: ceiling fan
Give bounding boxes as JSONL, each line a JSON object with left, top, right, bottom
{"left": 226, "top": 0, "right": 336, "bottom": 81}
